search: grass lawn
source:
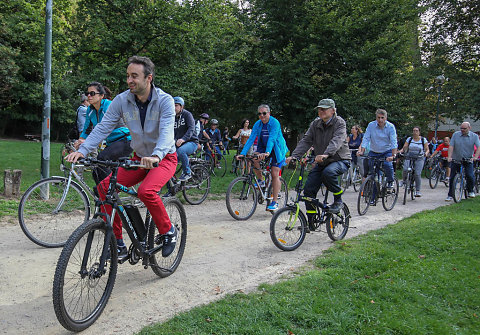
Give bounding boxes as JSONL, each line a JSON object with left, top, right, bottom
{"left": 139, "top": 199, "right": 480, "bottom": 335}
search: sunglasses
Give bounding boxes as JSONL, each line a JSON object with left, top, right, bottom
{"left": 86, "top": 91, "right": 102, "bottom": 97}
{"left": 258, "top": 112, "right": 268, "bottom": 116}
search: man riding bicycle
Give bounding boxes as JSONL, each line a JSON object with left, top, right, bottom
{"left": 286, "top": 98, "right": 350, "bottom": 217}
{"left": 204, "top": 119, "right": 224, "bottom": 166}
{"left": 237, "top": 104, "right": 288, "bottom": 211}
{"left": 173, "top": 96, "right": 198, "bottom": 181}
{"left": 66, "top": 55, "right": 178, "bottom": 258}
{"left": 445, "top": 122, "right": 480, "bottom": 201}
{"left": 357, "top": 108, "right": 397, "bottom": 190}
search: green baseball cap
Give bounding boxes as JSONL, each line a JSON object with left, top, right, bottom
{"left": 315, "top": 98, "right": 335, "bottom": 109}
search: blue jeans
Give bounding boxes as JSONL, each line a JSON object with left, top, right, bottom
{"left": 368, "top": 151, "right": 394, "bottom": 183}
{"left": 448, "top": 160, "right": 475, "bottom": 196}
{"left": 176, "top": 141, "right": 198, "bottom": 175}
{"left": 304, "top": 160, "right": 349, "bottom": 213}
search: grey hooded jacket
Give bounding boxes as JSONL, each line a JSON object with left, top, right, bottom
{"left": 78, "top": 85, "right": 176, "bottom": 160}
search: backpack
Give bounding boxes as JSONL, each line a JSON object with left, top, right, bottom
{"left": 406, "top": 136, "right": 426, "bottom": 154}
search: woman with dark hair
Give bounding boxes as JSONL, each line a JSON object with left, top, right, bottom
{"left": 232, "top": 119, "right": 253, "bottom": 156}
{"left": 398, "top": 126, "right": 430, "bottom": 197}
{"left": 74, "top": 82, "right": 133, "bottom": 184}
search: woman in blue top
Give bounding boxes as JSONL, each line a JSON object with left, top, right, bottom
{"left": 74, "top": 82, "right": 133, "bottom": 184}
{"left": 238, "top": 104, "right": 288, "bottom": 211}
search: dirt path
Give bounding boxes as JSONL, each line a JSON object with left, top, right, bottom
{"left": 0, "top": 179, "right": 450, "bottom": 334}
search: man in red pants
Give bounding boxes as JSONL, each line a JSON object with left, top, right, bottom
{"left": 67, "top": 55, "right": 178, "bottom": 258}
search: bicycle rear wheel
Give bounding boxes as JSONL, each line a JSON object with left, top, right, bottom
{"left": 148, "top": 197, "right": 187, "bottom": 277}
{"left": 326, "top": 204, "right": 350, "bottom": 241}
{"left": 19, "top": 177, "right": 90, "bottom": 248}
{"left": 270, "top": 206, "right": 307, "bottom": 251}
{"left": 266, "top": 177, "right": 289, "bottom": 208}
{"left": 183, "top": 164, "right": 210, "bottom": 205}
{"left": 226, "top": 176, "right": 257, "bottom": 220}
{"left": 357, "top": 177, "right": 374, "bottom": 216}
{"left": 382, "top": 177, "right": 399, "bottom": 211}
{"left": 53, "top": 219, "right": 117, "bottom": 332}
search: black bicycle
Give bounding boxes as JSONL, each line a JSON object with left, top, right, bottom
{"left": 429, "top": 156, "right": 449, "bottom": 189}
{"left": 357, "top": 157, "right": 399, "bottom": 215}
{"left": 401, "top": 153, "right": 423, "bottom": 205}
{"left": 52, "top": 158, "right": 187, "bottom": 332}
{"left": 226, "top": 155, "right": 288, "bottom": 220}
{"left": 164, "top": 157, "right": 211, "bottom": 205}
{"left": 270, "top": 156, "right": 350, "bottom": 251}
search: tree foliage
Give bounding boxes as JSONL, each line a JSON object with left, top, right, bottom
{"left": 0, "top": 0, "right": 476, "bottom": 141}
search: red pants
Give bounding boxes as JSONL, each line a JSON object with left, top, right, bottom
{"left": 97, "top": 153, "right": 177, "bottom": 240}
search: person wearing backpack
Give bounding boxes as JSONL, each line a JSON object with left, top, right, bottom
{"left": 398, "top": 126, "right": 430, "bottom": 196}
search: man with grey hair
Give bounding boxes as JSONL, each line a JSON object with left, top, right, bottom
{"left": 286, "top": 98, "right": 351, "bottom": 216}
{"left": 445, "top": 122, "right": 480, "bottom": 201}
{"left": 358, "top": 108, "right": 397, "bottom": 190}
{"left": 76, "top": 94, "right": 89, "bottom": 135}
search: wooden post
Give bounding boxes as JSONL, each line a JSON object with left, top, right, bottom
{"left": 4, "top": 169, "right": 22, "bottom": 197}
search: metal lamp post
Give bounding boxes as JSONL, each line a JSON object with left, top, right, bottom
{"left": 434, "top": 75, "right": 445, "bottom": 141}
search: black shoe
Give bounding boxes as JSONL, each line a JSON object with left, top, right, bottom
{"left": 162, "top": 192, "right": 173, "bottom": 198}
{"left": 329, "top": 200, "right": 343, "bottom": 214}
{"left": 161, "top": 225, "right": 178, "bottom": 257}
{"left": 118, "top": 245, "right": 128, "bottom": 260}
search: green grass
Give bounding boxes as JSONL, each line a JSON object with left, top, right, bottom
{"left": 139, "top": 199, "right": 480, "bottom": 335}
{"left": 0, "top": 139, "right": 65, "bottom": 193}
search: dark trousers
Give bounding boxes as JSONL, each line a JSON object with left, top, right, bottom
{"left": 93, "top": 139, "right": 133, "bottom": 184}
{"left": 448, "top": 160, "right": 475, "bottom": 196}
{"left": 304, "top": 160, "right": 349, "bottom": 214}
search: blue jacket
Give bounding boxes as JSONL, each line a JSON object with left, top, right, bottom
{"left": 80, "top": 99, "right": 131, "bottom": 145}
{"left": 78, "top": 85, "right": 176, "bottom": 160}
{"left": 241, "top": 116, "right": 288, "bottom": 160}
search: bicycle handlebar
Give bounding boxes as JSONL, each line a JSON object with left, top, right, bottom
{"left": 80, "top": 158, "right": 158, "bottom": 169}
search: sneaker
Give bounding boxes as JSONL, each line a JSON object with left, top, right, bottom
{"left": 266, "top": 201, "right": 279, "bottom": 211}
{"left": 445, "top": 196, "right": 453, "bottom": 202}
{"left": 178, "top": 173, "right": 192, "bottom": 182}
{"left": 386, "top": 182, "right": 394, "bottom": 190}
{"left": 161, "top": 225, "right": 178, "bottom": 257}
{"left": 468, "top": 192, "right": 476, "bottom": 198}
{"left": 399, "top": 181, "right": 404, "bottom": 187}
{"left": 329, "top": 200, "right": 343, "bottom": 214}
{"left": 162, "top": 192, "right": 173, "bottom": 198}
{"left": 254, "top": 180, "right": 266, "bottom": 188}
{"left": 415, "top": 191, "right": 422, "bottom": 197}
{"left": 118, "top": 245, "right": 128, "bottom": 260}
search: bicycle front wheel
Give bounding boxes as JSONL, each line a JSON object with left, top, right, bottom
{"left": 357, "top": 177, "right": 374, "bottom": 216}
{"left": 270, "top": 206, "right": 307, "bottom": 251}
{"left": 53, "top": 219, "right": 117, "bottom": 332}
{"left": 352, "top": 167, "right": 362, "bottom": 192}
{"left": 226, "top": 176, "right": 257, "bottom": 220}
{"left": 213, "top": 154, "right": 227, "bottom": 177}
{"left": 326, "top": 204, "right": 350, "bottom": 241}
{"left": 19, "top": 177, "right": 90, "bottom": 248}
{"left": 382, "top": 177, "right": 399, "bottom": 211}
{"left": 453, "top": 174, "right": 464, "bottom": 203}
{"left": 183, "top": 164, "right": 210, "bottom": 205}
{"left": 266, "top": 177, "right": 289, "bottom": 208}
{"left": 148, "top": 197, "right": 187, "bottom": 277}
{"left": 429, "top": 166, "right": 440, "bottom": 189}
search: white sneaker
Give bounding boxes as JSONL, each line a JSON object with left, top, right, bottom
{"left": 415, "top": 191, "right": 422, "bottom": 197}
{"left": 468, "top": 192, "right": 476, "bottom": 198}
{"left": 399, "top": 181, "right": 404, "bottom": 187}
{"left": 445, "top": 196, "right": 453, "bottom": 202}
